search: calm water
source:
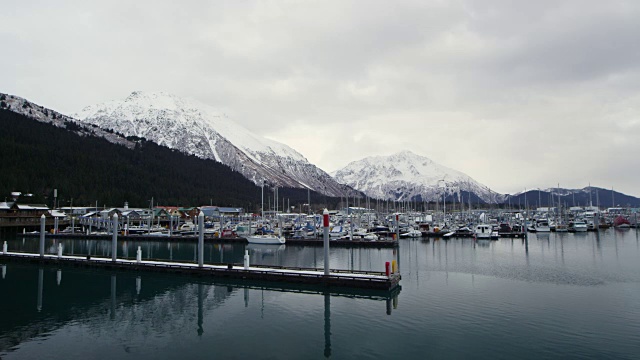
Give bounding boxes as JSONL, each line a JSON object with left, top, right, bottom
{"left": 1, "top": 230, "right": 639, "bottom": 359}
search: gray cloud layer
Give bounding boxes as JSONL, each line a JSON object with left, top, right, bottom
{"left": 2, "top": 0, "right": 639, "bottom": 195}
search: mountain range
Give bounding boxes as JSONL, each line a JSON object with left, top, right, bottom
{"left": 73, "top": 92, "right": 347, "bottom": 197}
{"left": 2, "top": 90, "right": 639, "bottom": 208}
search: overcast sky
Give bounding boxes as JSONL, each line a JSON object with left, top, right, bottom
{"left": 2, "top": 1, "right": 640, "bottom": 195}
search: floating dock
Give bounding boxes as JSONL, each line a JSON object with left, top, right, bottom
{"left": 0, "top": 252, "right": 401, "bottom": 291}
{"left": 20, "top": 233, "right": 398, "bottom": 247}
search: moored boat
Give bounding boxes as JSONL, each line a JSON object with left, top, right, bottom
{"left": 475, "top": 224, "right": 493, "bottom": 239}
{"left": 246, "top": 234, "right": 286, "bottom": 244}
{"left": 613, "top": 216, "right": 631, "bottom": 229}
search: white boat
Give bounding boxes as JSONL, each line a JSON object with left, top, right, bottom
{"left": 329, "top": 225, "right": 347, "bottom": 238}
{"left": 572, "top": 220, "right": 588, "bottom": 232}
{"left": 475, "top": 224, "right": 493, "bottom": 239}
{"left": 246, "top": 234, "right": 286, "bottom": 244}
{"left": 400, "top": 229, "right": 422, "bottom": 238}
{"left": 535, "top": 219, "right": 551, "bottom": 232}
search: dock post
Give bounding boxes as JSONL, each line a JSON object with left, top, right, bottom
{"left": 54, "top": 216, "right": 58, "bottom": 234}
{"left": 198, "top": 211, "right": 204, "bottom": 268}
{"left": 37, "top": 268, "right": 43, "bottom": 312}
{"left": 323, "top": 208, "right": 330, "bottom": 276}
{"left": 136, "top": 246, "right": 142, "bottom": 263}
{"left": 110, "top": 275, "right": 116, "bottom": 320}
{"left": 324, "top": 291, "right": 332, "bottom": 357}
{"left": 57, "top": 243, "right": 62, "bottom": 258}
{"left": 39, "top": 214, "right": 46, "bottom": 258}
{"left": 2, "top": 241, "right": 7, "bottom": 254}
{"left": 244, "top": 250, "right": 250, "bottom": 269}
{"left": 112, "top": 213, "right": 118, "bottom": 262}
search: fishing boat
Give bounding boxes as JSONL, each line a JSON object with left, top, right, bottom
{"left": 535, "top": 219, "right": 551, "bottom": 232}
{"left": 246, "top": 234, "right": 286, "bottom": 244}
{"left": 613, "top": 216, "right": 631, "bottom": 229}
{"left": 475, "top": 224, "right": 493, "bottom": 239}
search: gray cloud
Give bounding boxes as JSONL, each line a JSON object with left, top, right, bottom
{"left": 2, "top": 0, "right": 639, "bottom": 195}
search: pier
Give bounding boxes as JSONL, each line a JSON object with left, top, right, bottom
{"left": 20, "top": 232, "right": 399, "bottom": 247}
{"left": 0, "top": 251, "right": 401, "bottom": 292}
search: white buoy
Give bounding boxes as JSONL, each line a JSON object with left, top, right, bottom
{"left": 57, "top": 243, "right": 63, "bottom": 258}
{"left": 136, "top": 246, "right": 142, "bottom": 263}
{"left": 56, "top": 269, "right": 61, "bottom": 285}
{"left": 2, "top": 241, "right": 7, "bottom": 254}
{"left": 244, "top": 249, "right": 250, "bottom": 269}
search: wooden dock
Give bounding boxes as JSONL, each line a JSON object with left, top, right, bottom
{"left": 19, "top": 233, "right": 398, "bottom": 248}
{"left": 0, "top": 252, "right": 401, "bottom": 292}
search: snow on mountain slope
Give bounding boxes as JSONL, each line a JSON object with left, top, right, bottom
{"left": 332, "top": 150, "right": 502, "bottom": 203}
{"left": 73, "top": 91, "right": 345, "bottom": 196}
{"left": 0, "top": 92, "right": 135, "bottom": 149}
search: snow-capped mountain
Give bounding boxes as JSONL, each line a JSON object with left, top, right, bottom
{"left": 332, "top": 150, "right": 503, "bottom": 203}
{"left": 73, "top": 91, "right": 346, "bottom": 196}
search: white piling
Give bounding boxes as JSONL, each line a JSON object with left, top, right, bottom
{"left": 2, "top": 241, "right": 7, "bottom": 254}
{"left": 136, "top": 246, "right": 142, "bottom": 263}
{"left": 56, "top": 269, "right": 61, "bottom": 286}
{"left": 57, "top": 243, "right": 62, "bottom": 258}
{"left": 23, "top": 228, "right": 25, "bottom": 234}
{"left": 39, "top": 214, "right": 46, "bottom": 257}
{"left": 244, "top": 249, "right": 250, "bottom": 269}
{"left": 323, "top": 209, "right": 330, "bottom": 276}
{"left": 111, "top": 213, "right": 119, "bottom": 262}
{"left": 198, "top": 211, "right": 204, "bottom": 267}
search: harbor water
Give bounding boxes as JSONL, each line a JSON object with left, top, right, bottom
{"left": 1, "top": 230, "right": 639, "bottom": 359}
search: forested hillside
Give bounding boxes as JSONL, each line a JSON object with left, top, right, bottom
{"left": 0, "top": 109, "right": 337, "bottom": 210}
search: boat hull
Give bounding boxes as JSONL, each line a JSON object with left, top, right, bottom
{"left": 246, "top": 235, "right": 286, "bottom": 244}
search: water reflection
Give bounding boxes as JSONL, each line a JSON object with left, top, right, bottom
{"left": 0, "top": 262, "right": 399, "bottom": 358}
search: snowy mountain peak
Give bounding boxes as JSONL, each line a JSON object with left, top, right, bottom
{"left": 74, "top": 92, "right": 346, "bottom": 196}
{"left": 333, "top": 151, "right": 497, "bottom": 202}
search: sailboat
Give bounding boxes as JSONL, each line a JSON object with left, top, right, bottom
{"left": 248, "top": 180, "right": 286, "bottom": 244}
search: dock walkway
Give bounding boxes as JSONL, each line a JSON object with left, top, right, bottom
{"left": 0, "top": 252, "right": 401, "bottom": 291}
{"left": 20, "top": 233, "right": 398, "bottom": 247}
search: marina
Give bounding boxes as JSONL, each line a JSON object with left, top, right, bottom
{"left": 1, "top": 228, "right": 639, "bottom": 359}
